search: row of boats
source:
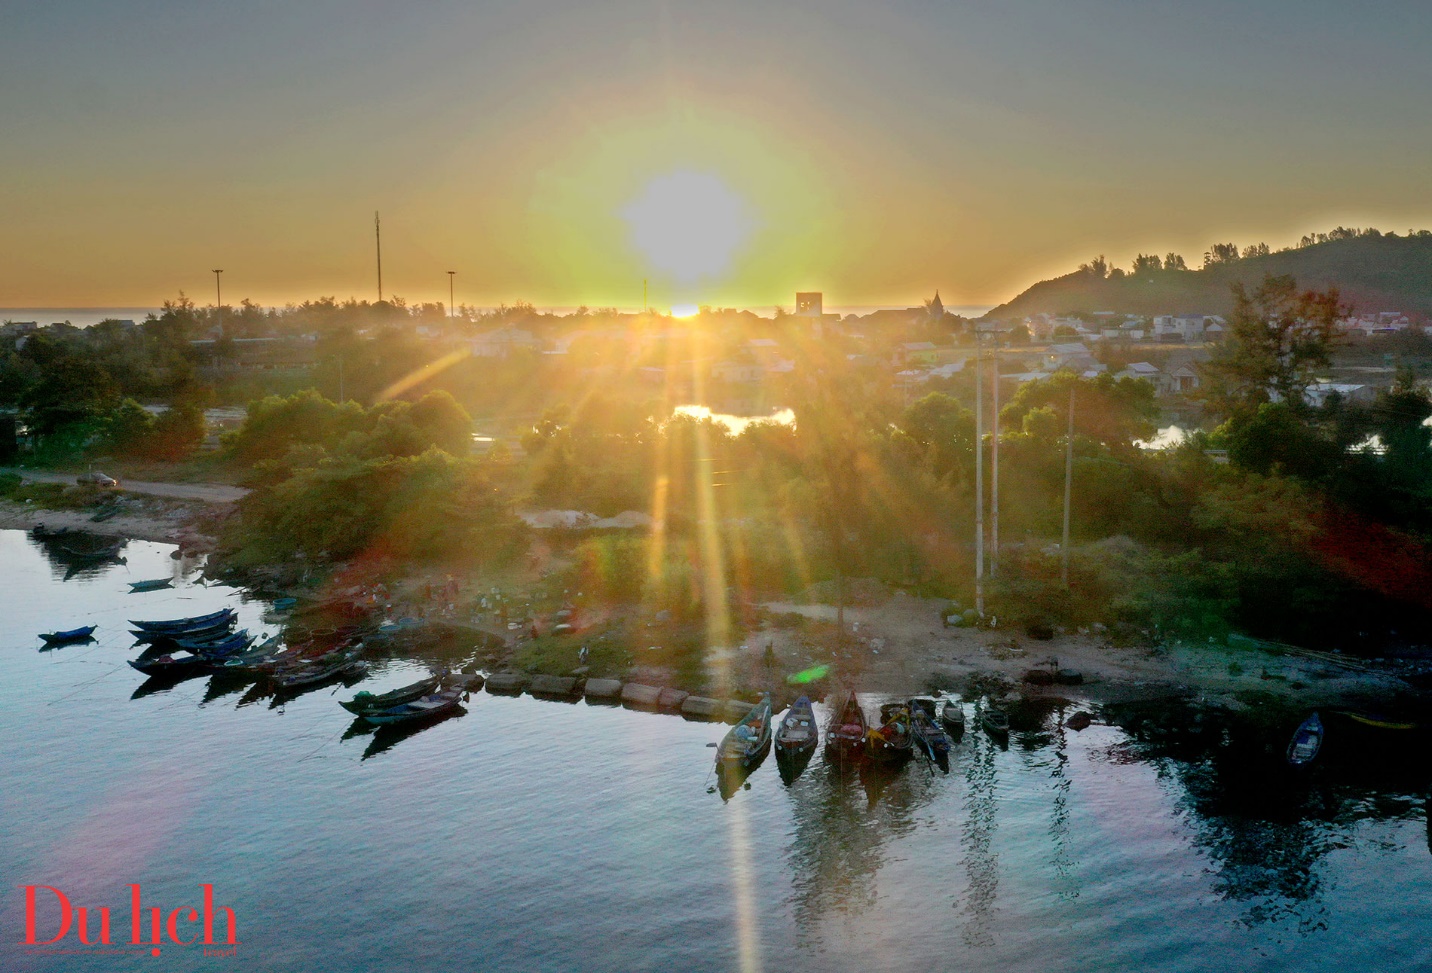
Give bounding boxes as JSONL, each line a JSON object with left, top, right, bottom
{"left": 716, "top": 692, "right": 1013, "bottom": 784}
{"left": 113, "top": 608, "right": 474, "bottom": 727}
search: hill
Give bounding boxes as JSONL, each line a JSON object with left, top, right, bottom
{"left": 987, "top": 234, "right": 1432, "bottom": 321}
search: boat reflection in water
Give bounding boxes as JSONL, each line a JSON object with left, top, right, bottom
{"left": 716, "top": 738, "right": 771, "bottom": 801}
{"left": 357, "top": 706, "right": 468, "bottom": 761}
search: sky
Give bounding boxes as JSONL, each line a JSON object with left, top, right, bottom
{"left": 2, "top": 0, "right": 1430, "bottom": 310}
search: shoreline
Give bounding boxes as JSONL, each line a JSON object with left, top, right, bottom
{"left": 3, "top": 503, "right": 1421, "bottom": 715}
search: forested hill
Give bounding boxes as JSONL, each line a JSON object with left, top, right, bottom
{"left": 986, "top": 233, "right": 1432, "bottom": 320}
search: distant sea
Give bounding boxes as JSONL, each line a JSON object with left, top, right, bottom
{"left": 0, "top": 303, "right": 994, "bottom": 328}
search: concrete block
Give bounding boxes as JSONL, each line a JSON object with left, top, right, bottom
{"left": 584, "top": 678, "right": 623, "bottom": 701}
{"left": 656, "top": 688, "right": 689, "bottom": 712}
{"left": 485, "top": 672, "right": 529, "bottom": 695}
{"left": 721, "top": 699, "right": 757, "bottom": 724}
{"left": 621, "top": 683, "right": 662, "bottom": 708}
{"left": 681, "top": 696, "right": 721, "bottom": 720}
{"left": 530, "top": 674, "right": 580, "bottom": 697}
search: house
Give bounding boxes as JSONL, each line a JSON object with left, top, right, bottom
{"left": 897, "top": 342, "right": 941, "bottom": 366}
{"left": 1117, "top": 362, "right": 1162, "bottom": 385}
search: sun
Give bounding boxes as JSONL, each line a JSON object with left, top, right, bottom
{"left": 621, "top": 171, "right": 754, "bottom": 284}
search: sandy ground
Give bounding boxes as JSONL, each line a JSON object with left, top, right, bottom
{"left": 750, "top": 591, "right": 1416, "bottom": 709}
{"left": 0, "top": 498, "right": 217, "bottom": 546}
{"left": 0, "top": 468, "right": 248, "bottom": 503}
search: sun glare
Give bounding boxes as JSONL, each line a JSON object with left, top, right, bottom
{"left": 622, "top": 171, "right": 753, "bottom": 284}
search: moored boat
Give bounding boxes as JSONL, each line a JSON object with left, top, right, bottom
{"left": 272, "top": 644, "right": 365, "bottom": 689}
{"left": 824, "top": 692, "right": 868, "bottom": 767}
{"left": 1287, "top": 711, "right": 1324, "bottom": 767}
{"left": 341, "top": 675, "right": 443, "bottom": 715}
{"left": 359, "top": 687, "right": 465, "bottom": 725}
{"left": 40, "top": 625, "right": 97, "bottom": 645}
{"left": 130, "top": 607, "right": 236, "bottom": 635}
{"left": 129, "top": 649, "right": 208, "bottom": 677}
{"left": 866, "top": 701, "right": 913, "bottom": 764}
{"left": 173, "top": 628, "right": 254, "bottom": 653}
{"left": 129, "top": 578, "right": 174, "bottom": 592}
{"left": 940, "top": 699, "right": 966, "bottom": 737}
{"left": 716, "top": 695, "right": 773, "bottom": 771}
{"left": 775, "top": 696, "right": 818, "bottom": 757}
{"left": 910, "top": 702, "right": 952, "bottom": 772}
{"left": 981, "top": 705, "right": 1010, "bottom": 738}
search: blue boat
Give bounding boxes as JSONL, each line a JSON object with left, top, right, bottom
{"left": 129, "top": 578, "right": 174, "bottom": 593}
{"left": 130, "top": 608, "right": 236, "bottom": 634}
{"left": 175, "top": 629, "right": 254, "bottom": 654}
{"left": 40, "top": 625, "right": 97, "bottom": 645}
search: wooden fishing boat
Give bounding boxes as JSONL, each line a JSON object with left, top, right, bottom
{"left": 775, "top": 696, "right": 818, "bottom": 757}
{"left": 131, "top": 618, "right": 236, "bottom": 644}
{"left": 824, "top": 692, "right": 868, "bottom": 765}
{"left": 359, "top": 687, "right": 465, "bottom": 725}
{"left": 865, "top": 702, "right": 913, "bottom": 764}
{"left": 130, "top": 607, "right": 236, "bottom": 634}
{"left": 128, "top": 578, "right": 173, "bottom": 592}
{"left": 1342, "top": 711, "right": 1419, "bottom": 731}
{"left": 909, "top": 697, "right": 938, "bottom": 719}
{"left": 940, "top": 699, "right": 966, "bottom": 736}
{"left": 716, "top": 695, "right": 773, "bottom": 771}
{"left": 40, "top": 625, "right": 97, "bottom": 645}
{"left": 91, "top": 506, "right": 121, "bottom": 523}
{"left": 981, "top": 706, "right": 1010, "bottom": 738}
{"left": 1287, "top": 711, "right": 1324, "bottom": 767}
{"left": 272, "top": 645, "right": 365, "bottom": 689}
{"left": 910, "top": 703, "right": 952, "bottom": 772}
{"left": 129, "top": 649, "right": 208, "bottom": 677}
{"left": 58, "top": 538, "right": 124, "bottom": 560}
{"left": 216, "top": 636, "right": 286, "bottom": 671}
{"left": 173, "top": 628, "right": 253, "bottom": 653}
{"left": 341, "top": 675, "right": 443, "bottom": 715}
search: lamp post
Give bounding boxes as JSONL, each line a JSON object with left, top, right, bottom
{"left": 212, "top": 269, "right": 223, "bottom": 338}
{"left": 447, "top": 271, "right": 456, "bottom": 322}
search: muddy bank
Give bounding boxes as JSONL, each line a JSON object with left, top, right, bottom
{"left": 0, "top": 498, "right": 218, "bottom": 549}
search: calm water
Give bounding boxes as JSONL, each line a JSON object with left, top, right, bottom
{"left": 2, "top": 528, "right": 1429, "bottom": 971}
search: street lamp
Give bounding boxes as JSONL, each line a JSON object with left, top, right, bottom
{"left": 447, "top": 270, "right": 456, "bottom": 322}
{"left": 212, "top": 269, "right": 223, "bottom": 338}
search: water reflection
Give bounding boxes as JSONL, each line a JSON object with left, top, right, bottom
{"left": 358, "top": 707, "right": 467, "bottom": 761}
{"left": 960, "top": 727, "right": 1000, "bottom": 947}
{"left": 1105, "top": 697, "right": 1432, "bottom": 930}
{"left": 29, "top": 529, "right": 128, "bottom": 580}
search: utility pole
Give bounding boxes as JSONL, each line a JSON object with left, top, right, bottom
{"left": 375, "top": 211, "right": 383, "bottom": 303}
{"left": 990, "top": 343, "right": 1000, "bottom": 579}
{"left": 973, "top": 329, "right": 984, "bottom": 617}
{"left": 1061, "top": 384, "right": 1075, "bottom": 586}
{"left": 212, "top": 269, "right": 223, "bottom": 338}
{"left": 447, "top": 270, "right": 456, "bottom": 322}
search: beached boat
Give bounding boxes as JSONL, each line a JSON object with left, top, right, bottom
{"left": 716, "top": 695, "right": 773, "bottom": 771}
{"left": 909, "top": 697, "right": 938, "bottom": 719}
{"left": 824, "top": 692, "right": 868, "bottom": 766}
{"left": 940, "top": 699, "right": 966, "bottom": 736}
{"left": 910, "top": 703, "right": 952, "bottom": 772}
{"left": 39, "top": 625, "right": 97, "bottom": 645}
{"left": 1287, "top": 712, "right": 1324, "bottom": 767}
{"left": 130, "top": 607, "right": 236, "bottom": 634}
{"left": 128, "top": 578, "right": 173, "bottom": 592}
{"left": 359, "top": 687, "right": 465, "bottom": 726}
{"left": 866, "top": 702, "right": 913, "bottom": 764}
{"left": 341, "top": 675, "right": 443, "bottom": 715}
{"left": 31, "top": 524, "right": 73, "bottom": 539}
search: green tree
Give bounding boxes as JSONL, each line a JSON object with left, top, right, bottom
{"left": 1199, "top": 275, "right": 1342, "bottom": 418}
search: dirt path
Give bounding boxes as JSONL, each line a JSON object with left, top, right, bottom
{"left": 1, "top": 468, "right": 249, "bottom": 503}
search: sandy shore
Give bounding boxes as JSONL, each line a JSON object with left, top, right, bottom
{"left": 0, "top": 498, "right": 215, "bottom": 546}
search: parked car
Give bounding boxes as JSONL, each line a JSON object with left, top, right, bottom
{"left": 77, "top": 471, "right": 118, "bottom": 488}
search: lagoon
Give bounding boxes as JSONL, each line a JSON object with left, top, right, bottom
{"left": 2, "top": 528, "right": 1429, "bottom": 972}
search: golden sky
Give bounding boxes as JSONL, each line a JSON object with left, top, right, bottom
{"left": 2, "top": 2, "right": 1430, "bottom": 310}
